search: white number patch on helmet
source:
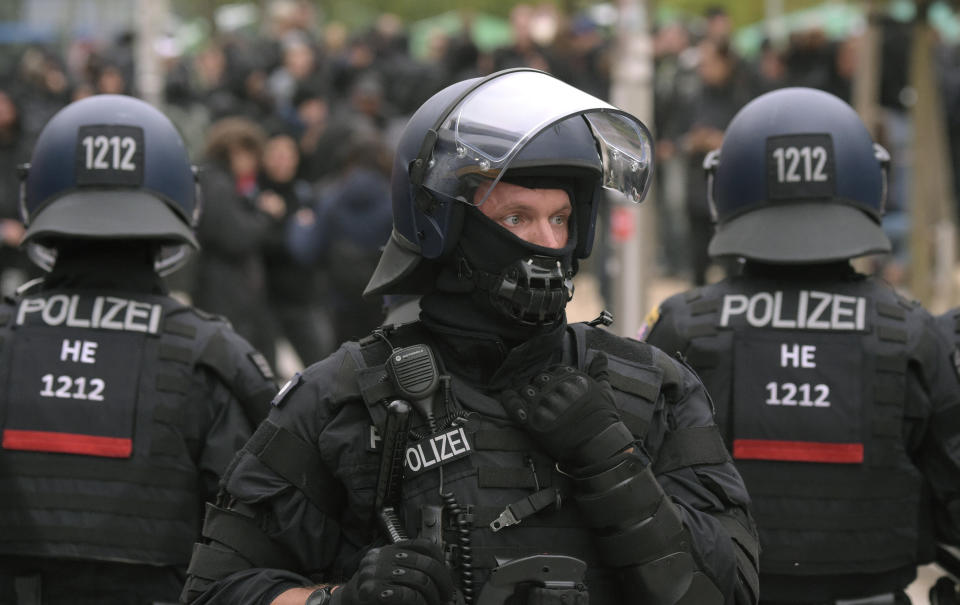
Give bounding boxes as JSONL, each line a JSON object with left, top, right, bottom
{"left": 766, "top": 134, "right": 835, "bottom": 200}
{"left": 75, "top": 125, "right": 144, "bottom": 186}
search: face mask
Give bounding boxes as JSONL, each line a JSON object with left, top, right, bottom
{"left": 455, "top": 203, "right": 577, "bottom": 327}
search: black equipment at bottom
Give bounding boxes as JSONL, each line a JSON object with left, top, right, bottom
{"left": 476, "top": 554, "right": 588, "bottom": 605}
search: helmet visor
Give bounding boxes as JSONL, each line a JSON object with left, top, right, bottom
{"left": 421, "top": 70, "right": 653, "bottom": 206}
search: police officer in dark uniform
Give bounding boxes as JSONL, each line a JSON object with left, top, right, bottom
{"left": 0, "top": 94, "right": 278, "bottom": 604}
{"left": 182, "top": 69, "right": 759, "bottom": 605}
{"left": 643, "top": 87, "right": 960, "bottom": 604}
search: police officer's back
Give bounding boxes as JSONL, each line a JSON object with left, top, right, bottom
{"left": 0, "top": 95, "right": 277, "bottom": 604}
{"left": 182, "top": 70, "right": 759, "bottom": 605}
{"left": 644, "top": 87, "right": 960, "bottom": 604}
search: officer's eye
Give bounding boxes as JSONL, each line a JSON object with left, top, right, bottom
{"left": 503, "top": 215, "right": 521, "bottom": 226}
{"left": 550, "top": 214, "right": 568, "bottom": 226}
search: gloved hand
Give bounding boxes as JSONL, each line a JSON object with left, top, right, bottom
{"left": 331, "top": 539, "right": 454, "bottom": 605}
{"left": 501, "top": 354, "right": 631, "bottom": 467}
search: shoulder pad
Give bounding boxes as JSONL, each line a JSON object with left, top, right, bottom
{"left": 648, "top": 346, "right": 688, "bottom": 397}
{"left": 683, "top": 286, "right": 706, "bottom": 302}
{"left": 196, "top": 326, "right": 278, "bottom": 426}
{"left": 572, "top": 322, "right": 654, "bottom": 365}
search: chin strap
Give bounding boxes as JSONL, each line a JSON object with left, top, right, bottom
{"left": 462, "top": 254, "right": 574, "bottom": 326}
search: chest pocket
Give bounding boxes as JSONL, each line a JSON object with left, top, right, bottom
{"left": 731, "top": 330, "right": 864, "bottom": 464}
{"left": 3, "top": 326, "right": 146, "bottom": 458}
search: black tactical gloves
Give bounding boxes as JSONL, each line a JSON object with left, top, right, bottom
{"left": 501, "top": 354, "right": 635, "bottom": 469}
{"left": 329, "top": 539, "right": 454, "bottom": 605}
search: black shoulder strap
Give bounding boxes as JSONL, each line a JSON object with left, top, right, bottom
{"left": 568, "top": 322, "right": 589, "bottom": 369}
{"left": 346, "top": 323, "right": 436, "bottom": 429}
{"left": 240, "top": 420, "right": 344, "bottom": 517}
{"left": 569, "top": 322, "right": 664, "bottom": 440}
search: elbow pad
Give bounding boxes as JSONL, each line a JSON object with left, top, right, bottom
{"left": 572, "top": 458, "right": 724, "bottom": 605}
{"left": 182, "top": 501, "right": 298, "bottom": 601}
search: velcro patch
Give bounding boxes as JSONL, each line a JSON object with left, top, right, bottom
{"left": 76, "top": 125, "right": 144, "bottom": 186}
{"left": 403, "top": 426, "right": 472, "bottom": 476}
{"left": 766, "top": 133, "right": 835, "bottom": 200}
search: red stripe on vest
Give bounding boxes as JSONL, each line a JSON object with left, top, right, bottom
{"left": 2, "top": 429, "right": 132, "bottom": 458}
{"left": 733, "top": 439, "right": 864, "bottom": 463}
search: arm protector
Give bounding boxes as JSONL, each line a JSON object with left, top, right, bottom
{"left": 571, "top": 455, "right": 725, "bottom": 605}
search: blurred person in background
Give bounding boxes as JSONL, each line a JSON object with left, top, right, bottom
{"left": 258, "top": 130, "right": 335, "bottom": 369}
{"left": 15, "top": 48, "right": 71, "bottom": 151}
{"left": 493, "top": 3, "right": 555, "bottom": 72}
{"left": 550, "top": 12, "right": 612, "bottom": 101}
{"left": 192, "top": 117, "right": 281, "bottom": 371}
{"left": 287, "top": 134, "right": 393, "bottom": 344}
{"left": 678, "top": 37, "right": 751, "bottom": 285}
{"left": 268, "top": 33, "right": 327, "bottom": 124}
{"left": 751, "top": 38, "right": 787, "bottom": 94}
{"left": 0, "top": 90, "right": 35, "bottom": 297}
{"left": 292, "top": 83, "right": 362, "bottom": 185}
{"left": 652, "top": 20, "right": 699, "bottom": 278}
{"left": 702, "top": 4, "right": 734, "bottom": 44}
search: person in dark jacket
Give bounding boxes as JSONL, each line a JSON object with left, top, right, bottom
{"left": 0, "top": 94, "right": 277, "bottom": 604}
{"left": 676, "top": 38, "right": 751, "bottom": 285}
{"left": 191, "top": 116, "right": 282, "bottom": 370}
{"left": 644, "top": 87, "right": 960, "bottom": 604}
{"left": 182, "top": 70, "right": 759, "bottom": 605}
{"left": 258, "top": 131, "right": 335, "bottom": 368}
{"left": 0, "top": 89, "right": 36, "bottom": 296}
{"left": 287, "top": 135, "right": 393, "bottom": 344}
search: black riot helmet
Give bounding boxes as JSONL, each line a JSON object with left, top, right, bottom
{"left": 20, "top": 94, "right": 200, "bottom": 273}
{"left": 364, "top": 69, "right": 654, "bottom": 314}
{"left": 704, "top": 87, "right": 891, "bottom": 263}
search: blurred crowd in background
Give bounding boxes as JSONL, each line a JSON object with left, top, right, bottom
{"left": 0, "top": 0, "right": 959, "bottom": 376}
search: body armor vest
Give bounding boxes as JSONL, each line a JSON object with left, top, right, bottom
{"left": 664, "top": 276, "right": 927, "bottom": 578}
{"left": 0, "top": 288, "right": 270, "bottom": 566}
{"left": 324, "top": 322, "right": 671, "bottom": 602}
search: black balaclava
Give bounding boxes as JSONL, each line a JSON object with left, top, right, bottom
{"left": 44, "top": 240, "right": 167, "bottom": 294}
{"left": 420, "top": 177, "right": 579, "bottom": 387}
{"left": 740, "top": 259, "right": 860, "bottom": 281}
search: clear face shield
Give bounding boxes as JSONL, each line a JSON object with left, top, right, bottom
{"left": 416, "top": 69, "right": 654, "bottom": 209}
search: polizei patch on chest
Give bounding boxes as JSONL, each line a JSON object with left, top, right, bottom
{"left": 719, "top": 290, "right": 867, "bottom": 331}
{"left": 404, "top": 427, "right": 472, "bottom": 476}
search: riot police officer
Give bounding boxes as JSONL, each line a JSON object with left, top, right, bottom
{"left": 643, "top": 87, "right": 960, "bottom": 604}
{"left": 182, "top": 69, "right": 759, "bottom": 605}
{"left": 0, "top": 94, "right": 277, "bottom": 604}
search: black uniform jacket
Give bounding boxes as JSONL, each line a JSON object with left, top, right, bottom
{"left": 185, "top": 318, "right": 759, "bottom": 605}
{"left": 645, "top": 267, "right": 960, "bottom": 602}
